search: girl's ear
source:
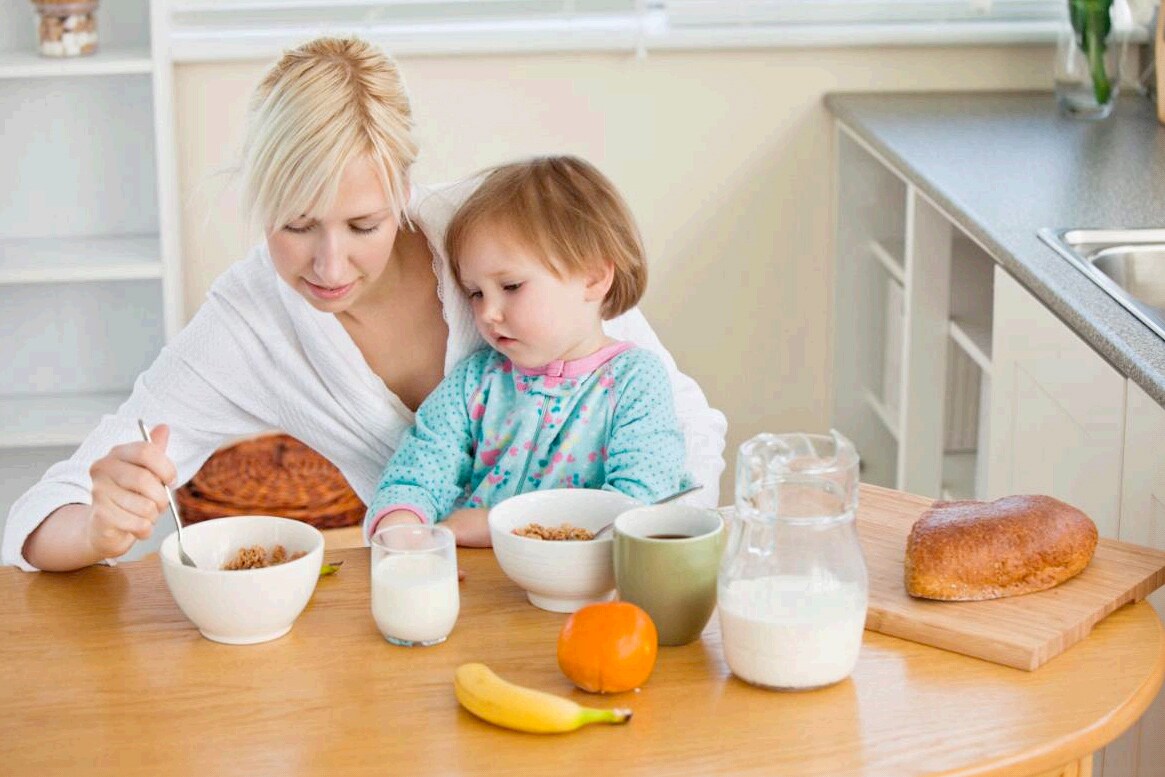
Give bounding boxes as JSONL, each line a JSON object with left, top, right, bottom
{"left": 583, "top": 260, "right": 615, "bottom": 303}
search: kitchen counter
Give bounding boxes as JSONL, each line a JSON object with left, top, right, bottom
{"left": 1, "top": 484, "right": 1162, "bottom": 776}
{"left": 824, "top": 91, "right": 1165, "bottom": 406}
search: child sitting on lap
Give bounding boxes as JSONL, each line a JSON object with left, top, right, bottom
{"left": 365, "top": 156, "right": 694, "bottom": 546}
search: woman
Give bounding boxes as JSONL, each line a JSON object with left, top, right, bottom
{"left": 2, "top": 37, "right": 726, "bottom": 572}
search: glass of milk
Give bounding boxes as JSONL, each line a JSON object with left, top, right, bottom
{"left": 370, "top": 524, "right": 459, "bottom": 647}
{"left": 718, "top": 431, "right": 868, "bottom": 691}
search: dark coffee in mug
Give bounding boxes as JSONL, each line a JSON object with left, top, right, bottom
{"left": 647, "top": 534, "right": 694, "bottom": 540}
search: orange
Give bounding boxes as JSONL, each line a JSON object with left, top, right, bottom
{"left": 557, "top": 601, "right": 658, "bottom": 694}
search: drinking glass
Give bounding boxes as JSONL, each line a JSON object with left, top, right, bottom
{"left": 370, "top": 524, "right": 459, "bottom": 647}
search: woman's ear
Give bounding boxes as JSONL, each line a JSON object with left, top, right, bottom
{"left": 583, "top": 261, "right": 615, "bottom": 302}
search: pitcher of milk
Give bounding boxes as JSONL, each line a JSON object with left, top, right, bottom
{"left": 718, "top": 430, "right": 868, "bottom": 691}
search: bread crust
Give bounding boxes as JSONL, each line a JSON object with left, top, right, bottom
{"left": 905, "top": 495, "right": 1098, "bottom": 601}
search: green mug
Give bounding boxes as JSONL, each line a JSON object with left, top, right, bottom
{"left": 613, "top": 504, "right": 725, "bottom": 646}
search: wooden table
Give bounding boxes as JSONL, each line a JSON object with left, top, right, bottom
{"left": 1, "top": 543, "right": 1161, "bottom": 777}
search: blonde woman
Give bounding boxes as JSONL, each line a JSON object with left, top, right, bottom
{"left": 3, "top": 37, "right": 727, "bottom": 572}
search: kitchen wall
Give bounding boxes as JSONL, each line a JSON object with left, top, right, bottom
{"left": 174, "top": 44, "right": 1053, "bottom": 496}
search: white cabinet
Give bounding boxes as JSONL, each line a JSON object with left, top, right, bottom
{"left": 1099, "top": 382, "right": 1165, "bottom": 777}
{"left": 832, "top": 126, "right": 995, "bottom": 502}
{"left": 985, "top": 268, "right": 1126, "bottom": 540}
{"left": 833, "top": 118, "right": 1165, "bottom": 777}
{"left": 0, "top": 0, "right": 182, "bottom": 551}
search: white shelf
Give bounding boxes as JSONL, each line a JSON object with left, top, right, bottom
{"left": 862, "top": 387, "right": 900, "bottom": 441}
{"left": 0, "top": 235, "right": 161, "bottom": 284}
{"left": 868, "top": 238, "right": 905, "bottom": 286}
{"left": 0, "top": 47, "right": 152, "bottom": 79}
{"left": 949, "top": 236, "right": 994, "bottom": 373}
{"left": 949, "top": 317, "right": 993, "bottom": 375}
{"left": 0, "top": 392, "right": 127, "bottom": 448}
{"left": 941, "top": 451, "right": 978, "bottom": 502}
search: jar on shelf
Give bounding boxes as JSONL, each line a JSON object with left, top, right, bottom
{"left": 32, "top": 0, "right": 99, "bottom": 58}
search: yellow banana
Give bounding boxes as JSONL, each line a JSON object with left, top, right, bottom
{"left": 454, "top": 663, "right": 632, "bottom": 734}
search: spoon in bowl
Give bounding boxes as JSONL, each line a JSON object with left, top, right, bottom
{"left": 592, "top": 483, "right": 704, "bottom": 539}
{"left": 137, "top": 419, "right": 197, "bottom": 568}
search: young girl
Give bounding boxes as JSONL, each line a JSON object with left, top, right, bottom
{"left": 366, "top": 156, "right": 695, "bottom": 546}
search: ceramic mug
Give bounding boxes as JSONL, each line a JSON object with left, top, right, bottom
{"left": 613, "top": 504, "right": 725, "bottom": 646}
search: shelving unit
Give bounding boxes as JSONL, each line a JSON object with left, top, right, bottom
{"left": 833, "top": 126, "right": 994, "bottom": 500}
{"left": 832, "top": 126, "right": 908, "bottom": 491}
{"left": 0, "top": 0, "right": 182, "bottom": 560}
{"left": 0, "top": 235, "right": 162, "bottom": 283}
{"left": 0, "top": 46, "right": 152, "bottom": 78}
{"left": 868, "top": 237, "right": 905, "bottom": 285}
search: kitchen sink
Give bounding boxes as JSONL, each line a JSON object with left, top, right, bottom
{"left": 1038, "top": 228, "right": 1165, "bottom": 341}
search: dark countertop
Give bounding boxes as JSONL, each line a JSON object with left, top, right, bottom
{"left": 824, "top": 90, "right": 1165, "bottom": 406}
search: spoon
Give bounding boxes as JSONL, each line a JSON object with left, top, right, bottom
{"left": 592, "top": 484, "right": 705, "bottom": 539}
{"left": 137, "top": 419, "right": 197, "bottom": 568}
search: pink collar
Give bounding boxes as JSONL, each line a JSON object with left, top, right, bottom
{"left": 515, "top": 341, "right": 634, "bottom": 379}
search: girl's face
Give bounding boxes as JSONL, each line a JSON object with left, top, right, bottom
{"left": 266, "top": 156, "right": 400, "bottom": 315}
{"left": 457, "top": 229, "right": 612, "bottom": 369}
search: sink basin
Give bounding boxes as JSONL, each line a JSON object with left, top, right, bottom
{"left": 1038, "top": 228, "right": 1165, "bottom": 341}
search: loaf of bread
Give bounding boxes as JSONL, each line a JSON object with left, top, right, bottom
{"left": 905, "top": 495, "right": 1098, "bottom": 601}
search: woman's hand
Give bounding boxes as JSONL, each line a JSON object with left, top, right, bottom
{"left": 442, "top": 508, "right": 491, "bottom": 548}
{"left": 85, "top": 424, "right": 177, "bottom": 560}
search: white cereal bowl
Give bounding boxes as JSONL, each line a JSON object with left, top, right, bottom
{"left": 159, "top": 515, "right": 325, "bottom": 645}
{"left": 488, "top": 489, "right": 642, "bottom": 613}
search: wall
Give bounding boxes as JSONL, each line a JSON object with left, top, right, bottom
{"left": 174, "top": 44, "right": 1053, "bottom": 497}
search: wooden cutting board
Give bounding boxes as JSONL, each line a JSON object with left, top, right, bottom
{"left": 854, "top": 484, "right": 1165, "bottom": 670}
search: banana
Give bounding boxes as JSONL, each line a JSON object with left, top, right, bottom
{"left": 454, "top": 662, "right": 632, "bottom": 734}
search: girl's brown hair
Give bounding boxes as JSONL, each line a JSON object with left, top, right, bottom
{"left": 444, "top": 156, "right": 647, "bottom": 319}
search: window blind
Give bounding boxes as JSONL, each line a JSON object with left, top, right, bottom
{"left": 662, "top": 0, "right": 1064, "bottom": 28}
{"left": 166, "top": 0, "right": 1077, "bottom": 62}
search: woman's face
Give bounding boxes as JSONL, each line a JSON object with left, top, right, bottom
{"left": 266, "top": 156, "right": 400, "bottom": 315}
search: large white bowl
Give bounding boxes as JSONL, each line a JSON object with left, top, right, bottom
{"left": 488, "top": 489, "right": 642, "bottom": 613}
{"left": 159, "top": 515, "right": 325, "bottom": 645}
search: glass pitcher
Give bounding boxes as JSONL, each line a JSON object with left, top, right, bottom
{"left": 718, "top": 430, "right": 868, "bottom": 691}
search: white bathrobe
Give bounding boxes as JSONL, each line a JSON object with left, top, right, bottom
{"left": 2, "top": 181, "right": 728, "bottom": 571}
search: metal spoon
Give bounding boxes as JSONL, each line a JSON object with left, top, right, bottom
{"left": 592, "top": 484, "right": 705, "bottom": 539}
{"left": 137, "top": 419, "right": 197, "bottom": 568}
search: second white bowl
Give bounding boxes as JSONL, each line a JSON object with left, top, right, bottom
{"left": 488, "top": 489, "right": 642, "bottom": 612}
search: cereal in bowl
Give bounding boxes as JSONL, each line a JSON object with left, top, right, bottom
{"left": 222, "top": 544, "right": 307, "bottom": 570}
{"left": 511, "top": 523, "right": 596, "bottom": 541}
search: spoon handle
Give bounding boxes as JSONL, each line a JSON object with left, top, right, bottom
{"left": 136, "top": 420, "right": 185, "bottom": 537}
{"left": 653, "top": 483, "right": 704, "bottom": 505}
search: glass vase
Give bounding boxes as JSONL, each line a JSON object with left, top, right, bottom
{"left": 1054, "top": 14, "right": 1122, "bottom": 120}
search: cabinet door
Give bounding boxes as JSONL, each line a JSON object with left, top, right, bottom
{"left": 986, "top": 268, "right": 1126, "bottom": 540}
{"left": 1100, "top": 380, "right": 1165, "bottom": 777}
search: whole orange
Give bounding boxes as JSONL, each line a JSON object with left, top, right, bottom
{"left": 557, "top": 601, "right": 658, "bottom": 693}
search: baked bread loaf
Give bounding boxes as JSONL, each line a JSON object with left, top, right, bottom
{"left": 905, "top": 495, "right": 1098, "bottom": 601}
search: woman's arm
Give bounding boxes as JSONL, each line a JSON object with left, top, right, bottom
{"left": 22, "top": 505, "right": 104, "bottom": 572}
{"left": 602, "top": 309, "right": 727, "bottom": 506}
{"left": 3, "top": 278, "right": 278, "bottom": 571}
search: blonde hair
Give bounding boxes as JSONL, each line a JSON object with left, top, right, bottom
{"left": 240, "top": 37, "right": 418, "bottom": 233}
{"left": 445, "top": 156, "right": 647, "bottom": 319}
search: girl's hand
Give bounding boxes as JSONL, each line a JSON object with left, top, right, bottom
{"left": 373, "top": 509, "right": 467, "bottom": 580}
{"left": 85, "top": 424, "right": 177, "bottom": 560}
{"left": 443, "top": 508, "right": 492, "bottom": 548}
{"left": 369, "top": 509, "right": 424, "bottom": 538}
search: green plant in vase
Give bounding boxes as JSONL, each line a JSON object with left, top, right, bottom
{"left": 1069, "top": 0, "right": 1115, "bottom": 104}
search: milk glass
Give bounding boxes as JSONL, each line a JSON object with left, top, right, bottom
{"left": 718, "top": 431, "right": 868, "bottom": 691}
{"left": 370, "top": 525, "right": 459, "bottom": 647}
